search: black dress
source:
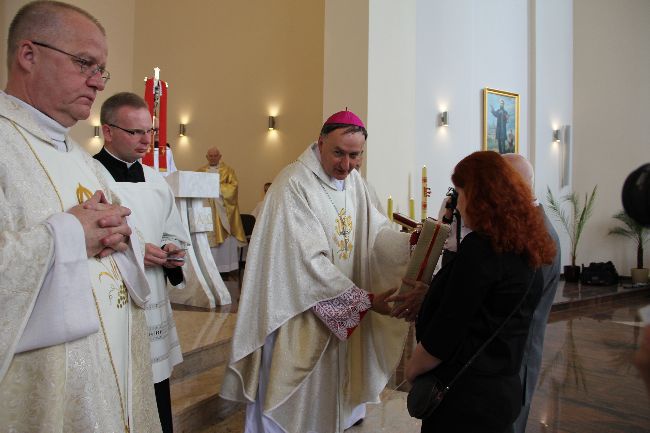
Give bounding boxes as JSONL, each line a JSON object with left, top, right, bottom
{"left": 415, "top": 232, "right": 543, "bottom": 433}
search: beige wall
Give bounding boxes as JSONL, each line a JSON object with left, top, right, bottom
{"left": 132, "top": 0, "right": 324, "bottom": 212}
{"left": 2, "top": 0, "right": 324, "bottom": 213}
{"left": 1, "top": 0, "right": 136, "bottom": 151}
{"left": 574, "top": 0, "right": 650, "bottom": 272}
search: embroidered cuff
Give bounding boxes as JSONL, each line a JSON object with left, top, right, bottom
{"left": 312, "top": 286, "right": 372, "bottom": 341}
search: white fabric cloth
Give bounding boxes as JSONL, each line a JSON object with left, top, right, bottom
{"left": 244, "top": 331, "right": 366, "bottom": 433}
{"left": 251, "top": 199, "right": 264, "bottom": 220}
{"left": 211, "top": 235, "right": 240, "bottom": 272}
{"left": 0, "top": 91, "right": 160, "bottom": 432}
{"left": 221, "top": 142, "right": 410, "bottom": 433}
{"left": 96, "top": 161, "right": 191, "bottom": 383}
{"left": 152, "top": 145, "right": 177, "bottom": 176}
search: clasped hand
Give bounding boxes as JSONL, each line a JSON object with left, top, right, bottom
{"left": 67, "top": 191, "right": 132, "bottom": 258}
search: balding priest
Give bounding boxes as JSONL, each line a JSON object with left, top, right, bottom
{"left": 221, "top": 110, "right": 412, "bottom": 433}
{"left": 197, "top": 146, "right": 247, "bottom": 273}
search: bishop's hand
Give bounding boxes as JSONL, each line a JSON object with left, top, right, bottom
{"left": 371, "top": 288, "right": 397, "bottom": 316}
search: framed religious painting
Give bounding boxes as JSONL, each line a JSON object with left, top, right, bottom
{"left": 483, "top": 88, "right": 519, "bottom": 154}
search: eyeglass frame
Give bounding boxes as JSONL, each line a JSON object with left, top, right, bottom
{"left": 30, "top": 40, "right": 110, "bottom": 83}
{"left": 108, "top": 123, "right": 158, "bottom": 138}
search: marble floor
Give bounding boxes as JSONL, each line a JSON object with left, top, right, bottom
{"left": 171, "top": 275, "right": 650, "bottom": 432}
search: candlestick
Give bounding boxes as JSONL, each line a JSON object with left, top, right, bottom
{"left": 421, "top": 165, "right": 428, "bottom": 222}
{"left": 409, "top": 197, "right": 415, "bottom": 219}
{"left": 408, "top": 173, "right": 412, "bottom": 200}
{"left": 387, "top": 196, "right": 393, "bottom": 221}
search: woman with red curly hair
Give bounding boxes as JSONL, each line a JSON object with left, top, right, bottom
{"left": 406, "top": 151, "right": 556, "bottom": 433}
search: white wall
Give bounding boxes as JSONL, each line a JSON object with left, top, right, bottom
{"left": 414, "top": 0, "right": 529, "bottom": 213}
{"left": 574, "top": 0, "right": 650, "bottom": 273}
{"left": 366, "top": 0, "right": 416, "bottom": 214}
{"left": 534, "top": 0, "right": 574, "bottom": 267}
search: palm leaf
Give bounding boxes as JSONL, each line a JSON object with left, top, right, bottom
{"left": 546, "top": 185, "right": 598, "bottom": 267}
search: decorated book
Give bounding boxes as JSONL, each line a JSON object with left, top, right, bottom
{"left": 397, "top": 217, "right": 450, "bottom": 297}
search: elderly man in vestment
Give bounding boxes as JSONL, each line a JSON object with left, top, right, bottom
{"left": 0, "top": 2, "right": 160, "bottom": 432}
{"left": 94, "top": 92, "right": 191, "bottom": 433}
{"left": 197, "top": 147, "right": 246, "bottom": 272}
{"left": 221, "top": 110, "right": 411, "bottom": 433}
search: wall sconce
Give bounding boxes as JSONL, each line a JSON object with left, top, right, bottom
{"left": 179, "top": 124, "right": 186, "bottom": 137}
{"left": 268, "top": 116, "right": 276, "bottom": 131}
{"left": 93, "top": 126, "right": 100, "bottom": 138}
{"left": 552, "top": 129, "right": 560, "bottom": 142}
{"left": 439, "top": 111, "right": 448, "bottom": 127}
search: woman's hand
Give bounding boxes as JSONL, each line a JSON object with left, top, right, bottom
{"left": 371, "top": 288, "right": 397, "bottom": 315}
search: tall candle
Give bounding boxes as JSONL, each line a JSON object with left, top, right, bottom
{"left": 421, "top": 165, "right": 428, "bottom": 222}
{"left": 409, "top": 197, "right": 415, "bottom": 219}
{"left": 387, "top": 196, "right": 393, "bottom": 221}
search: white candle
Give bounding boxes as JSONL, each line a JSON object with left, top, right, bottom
{"left": 422, "top": 165, "right": 427, "bottom": 221}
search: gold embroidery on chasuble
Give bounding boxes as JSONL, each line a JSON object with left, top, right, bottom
{"left": 76, "top": 183, "right": 93, "bottom": 203}
{"left": 76, "top": 183, "right": 128, "bottom": 310}
{"left": 97, "top": 258, "right": 129, "bottom": 309}
{"left": 333, "top": 208, "right": 353, "bottom": 260}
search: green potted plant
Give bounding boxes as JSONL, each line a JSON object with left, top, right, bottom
{"left": 608, "top": 210, "right": 649, "bottom": 284}
{"left": 546, "top": 186, "right": 598, "bottom": 282}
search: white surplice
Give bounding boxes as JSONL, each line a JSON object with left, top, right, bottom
{"left": 97, "top": 162, "right": 191, "bottom": 383}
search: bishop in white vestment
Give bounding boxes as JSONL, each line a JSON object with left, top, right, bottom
{"left": 221, "top": 111, "right": 411, "bottom": 433}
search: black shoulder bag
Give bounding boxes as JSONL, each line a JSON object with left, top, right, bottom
{"left": 407, "top": 271, "right": 537, "bottom": 419}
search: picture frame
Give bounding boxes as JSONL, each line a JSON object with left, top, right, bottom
{"left": 483, "top": 88, "right": 519, "bottom": 154}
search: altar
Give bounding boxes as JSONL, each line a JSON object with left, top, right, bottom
{"left": 166, "top": 171, "right": 231, "bottom": 307}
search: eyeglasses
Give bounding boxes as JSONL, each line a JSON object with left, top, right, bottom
{"left": 31, "top": 41, "right": 110, "bottom": 83}
{"left": 108, "top": 123, "right": 158, "bottom": 137}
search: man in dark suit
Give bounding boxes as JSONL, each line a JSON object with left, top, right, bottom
{"left": 503, "top": 153, "right": 561, "bottom": 433}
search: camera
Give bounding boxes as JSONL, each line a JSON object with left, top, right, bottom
{"left": 445, "top": 187, "right": 458, "bottom": 210}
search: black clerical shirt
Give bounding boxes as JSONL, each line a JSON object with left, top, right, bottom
{"left": 94, "top": 147, "right": 145, "bottom": 182}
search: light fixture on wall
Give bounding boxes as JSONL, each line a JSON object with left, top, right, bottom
{"left": 93, "top": 126, "right": 100, "bottom": 138}
{"left": 553, "top": 129, "right": 560, "bottom": 142}
{"left": 179, "top": 124, "right": 187, "bottom": 137}
{"left": 268, "top": 116, "right": 276, "bottom": 131}
{"left": 439, "top": 111, "right": 448, "bottom": 127}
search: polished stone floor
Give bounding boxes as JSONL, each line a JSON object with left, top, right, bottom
{"left": 172, "top": 276, "right": 650, "bottom": 432}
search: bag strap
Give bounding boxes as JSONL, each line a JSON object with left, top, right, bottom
{"left": 442, "top": 269, "right": 538, "bottom": 394}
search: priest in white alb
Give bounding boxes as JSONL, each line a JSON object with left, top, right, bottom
{"left": 220, "top": 110, "right": 412, "bottom": 433}
{"left": 94, "top": 92, "right": 192, "bottom": 433}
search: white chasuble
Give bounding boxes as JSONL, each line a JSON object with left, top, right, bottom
{"left": 0, "top": 93, "right": 160, "bottom": 433}
{"left": 32, "top": 138, "right": 133, "bottom": 425}
{"left": 221, "top": 143, "right": 411, "bottom": 433}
